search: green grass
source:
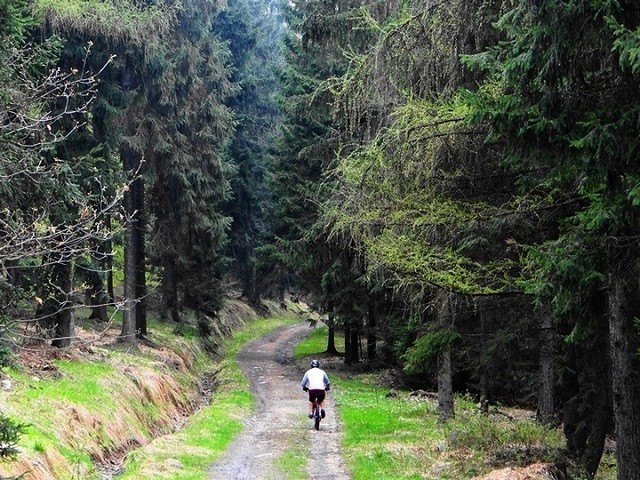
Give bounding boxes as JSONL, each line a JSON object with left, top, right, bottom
{"left": 0, "top": 317, "right": 211, "bottom": 478}
{"left": 3, "top": 359, "right": 124, "bottom": 461}
{"left": 19, "top": 360, "right": 117, "bottom": 406}
{"left": 116, "top": 314, "right": 300, "bottom": 480}
{"left": 294, "top": 323, "right": 344, "bottom": 358}
{"left": 274, "top": 428, "right": 308, "bottom": 479}
{"left": 334, "top": 377, "right": 440, "bottom": 479}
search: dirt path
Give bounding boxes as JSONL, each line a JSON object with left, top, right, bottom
{"left": 208, "top": 322, "right": 351, "bottom": 480}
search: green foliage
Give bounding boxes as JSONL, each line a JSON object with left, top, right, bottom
{"left": 462, "top": 0, "right": 640, "bottom": 313}
{"left": 518, "top": 233, "right": 606, "bottom": 317}
{"left": 116, "top": 0, "right": 237, "bottom": 316}
{"left": 32, "top": 0, "right": 177, "bottom": 46}
{"left": 0, "top": 346, "right": 13, "bottom": 369}
{"left": 0, "top": 0, "right": 124, "bottom": 344}
{"left": 216, "top": 0, "right": 282, "bottom": 300}
{"left": 608, "top": 15, "right": 640, "bottom": 75}
{"left": 0, "top": 414, "right": 27, "bottom": 460}
{"left": 458, "top": 4, "right": 640, "bottom": 475}
{"left": 325, "top": 92, "right": 523, "bottom": 295}
{"left": 265, "top": 0, "right": 374, "bottom": 307}
{"left": 446, "top": 406, "right": 559, "bottom": 458}
{"left": 402, "top": 328, "right": 462, "bottom": 374}
{"left": 0, "top": 0, "right": 34, "bottom": 44}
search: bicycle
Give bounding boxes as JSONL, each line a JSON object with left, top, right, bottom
{"left": 310, "top": 393, "right": 322, "bottom": 430}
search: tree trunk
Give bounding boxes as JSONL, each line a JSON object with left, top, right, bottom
{"left": 52, "top": 261, "right": 73, "bottom": 348}
{"left": 349, "top": 325, "right": 359, "bottom": 364}
{"left": 162, "top": 257, "right": 181, "bottom": 322}
{"left": 87, "top": 274, "right": 109, "bottom": 322}
{"left": 608, "top": 264, "right": 640, "bottom": 480}
{"left": 437, "top": 346, "right": 454, "bottom": 422}
{"left": 121, "top": 219, "right": 137, "bottom": 343}
{"left": 133, "top": 175, "right": 147, "bottom": 337}
{"left": 344, "top": 321, "right": 352, "bottom": 364}
{"left": 120, "top": 143, "right": 139, "bottom": 345}
{"left": 244, "top": 261, "right": 260, "bottom": 307}
{"left": 583, "top": 355, "right": 609, "bottom": 479}
{"left": 367, "top": 301, "right": 376, "bottom": 360}
{"left": 95, "top": 197, "right": 114, "bottom": 305}
{"left": 537, "top": 304, "right": 556, "bottom": 425}
{"left": 325, "top": 310, "right": 339, "bottom": 355}
{"left": 344, "top": 319, "right": 360, "bottom": 365}
{"left": 119, "top": 54, "right": 140, "bottom": 346}
{"left": 560, "top": 344, "right": 580, "bottom": 457}
{"left": 437, "top": 290, "right": 454, "bottom": 422}
{"left": 105, "top": 213, "right": 114, "bottom": 302}
{"left": 477, "top": 298, "right": 489, "bottom": 414}
{"left": 82, "top": 253, "right": 108, "bottom": 322}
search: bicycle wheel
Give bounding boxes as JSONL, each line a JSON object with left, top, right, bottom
{"left": 314, "top": 405, "right": 321, "bottom": 430}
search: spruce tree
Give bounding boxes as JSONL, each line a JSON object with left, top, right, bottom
{"left": 142, "top": 0, "right": 235, "bottom": 321}
{"left": 318, "top": 0, "right": 533, "bottom": 420}
{"left": 463, "top": 1, "right": 640, "bottom": 477}
{"left": 1, "top": 0, "right": 118, "bottom": 347}
{"left": 269, "top": 0, "right": 381, "bottom": 361}
{"left": 216, "top": 0, "right": 282, "bottom": 307}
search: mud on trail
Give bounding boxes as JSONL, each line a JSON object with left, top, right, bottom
{"left": 208, "top": 322, "right": 350, "bottom": 480}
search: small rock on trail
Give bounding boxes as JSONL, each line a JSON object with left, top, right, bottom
{"left": 208, "top": 322, "right": 350, "bottom": 480}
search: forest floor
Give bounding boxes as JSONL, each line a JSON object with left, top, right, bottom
{"left": 207, "top": 321, "right": 350, "bottom": 479}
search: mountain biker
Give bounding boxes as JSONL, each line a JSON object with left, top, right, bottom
{"left": 300, "top": 359, "right": 331, "bottom": 419}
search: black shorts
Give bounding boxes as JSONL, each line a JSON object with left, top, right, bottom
{"left": 308, "top": 389, "right": 326, "bottom": 403}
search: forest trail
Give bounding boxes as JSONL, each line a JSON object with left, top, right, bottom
{"left": 207, "top": 322, "right": 351, "bottom": 480}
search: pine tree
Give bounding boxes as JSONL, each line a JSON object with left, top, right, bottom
{"left": 37, "top": 0, "right": 235, "bottom": 338}
{"left": 319, "top": 0, "right": 532, "bottom": 420}
{"left": 37, "top": 0, "right": 177, "bottom": 344}
{"left": 269, "top": 0, "right": 382, "bottom": 361}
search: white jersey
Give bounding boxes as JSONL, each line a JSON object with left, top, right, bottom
{"left": 301, "top": 367, "right": 330, "bottom": 390}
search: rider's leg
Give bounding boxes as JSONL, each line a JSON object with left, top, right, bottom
{"left": 308, "top": 401, "right": 314, "bottom": 417}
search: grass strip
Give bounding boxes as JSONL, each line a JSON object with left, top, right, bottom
{"left": 274, "top": 427, "right": 308, "bottom": 479}
{"left": 293, "top": 323, "right": 344, "bottom": 358}
{"left": 0, "top": 317, "right": 206, "bottom": 479}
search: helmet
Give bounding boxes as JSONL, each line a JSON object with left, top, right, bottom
{"left": 310, "top": 359, "right": 320, "bottom": 368}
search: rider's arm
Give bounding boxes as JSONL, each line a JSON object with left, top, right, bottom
{"left": 323, "top": 373, "right": 330, "bottom": 389}
{"left": 300, "top": 372, "right": 309, "bottom": 389}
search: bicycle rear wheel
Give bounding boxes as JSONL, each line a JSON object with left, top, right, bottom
{"left": 314, "top": 405, "right": 321, "bottom": 430}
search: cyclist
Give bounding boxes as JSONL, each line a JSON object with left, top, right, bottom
{"left": 301, "top": 359, "right": 331, "bottom": 418}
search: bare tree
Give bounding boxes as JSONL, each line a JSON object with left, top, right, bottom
{"left": 0, "top": 40, "right": 125, "bottom": 347}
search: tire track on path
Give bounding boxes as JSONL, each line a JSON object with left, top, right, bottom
{"left": 208, "top": 321, "right": 350, "bottom": 480}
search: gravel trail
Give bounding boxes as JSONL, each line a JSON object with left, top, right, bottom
{"left": 208, "top": 322, "right": 350, "bottom": 480}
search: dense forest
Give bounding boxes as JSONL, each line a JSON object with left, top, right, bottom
{"left": 1, "top": 0, "right": 640, "bottom": 478}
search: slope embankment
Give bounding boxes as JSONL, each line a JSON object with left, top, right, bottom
{"left": 0, "top": 298, "right": 293, "bottom": 480}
